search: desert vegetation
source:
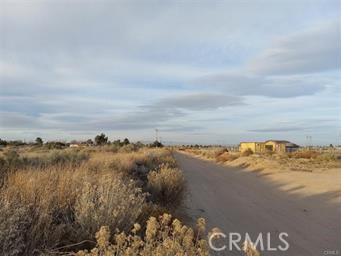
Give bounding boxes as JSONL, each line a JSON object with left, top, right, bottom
{"left": 180, "top": 146, "right": 341, "bottom": 172}
{"left": 0, "top": 135, "right": 268, "bottom": 256}
{"left": 0, "top": 139, "right": 189, "bottom": 255}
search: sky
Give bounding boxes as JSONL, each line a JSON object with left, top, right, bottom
{"left": 0, "top": 0, "right": 340, "bottom": 145}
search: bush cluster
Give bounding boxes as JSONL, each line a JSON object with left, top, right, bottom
{"left": 0, "top": 148, "right": 185, "bottom": 255}
{"left": 76, "top": 213, "right": 209, "bottom": 256}
{"left": 147, "top": 164, "right": 185, "bottom": 208}
{"left": 289, "top": 150, "right": 320, "bottom": 159}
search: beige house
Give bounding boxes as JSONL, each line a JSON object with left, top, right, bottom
{"left": 240, "top": 140, "right": 299, "bottom": 153}
{"left": 239, "top": 142, "right": 264, "bottom": 153}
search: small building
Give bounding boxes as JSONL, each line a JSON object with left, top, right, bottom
{"left": 239, "top": 142, "right": 264, "bottom": 153}
{"left": 240, "top": 140, "right": 299, "bottom": 153}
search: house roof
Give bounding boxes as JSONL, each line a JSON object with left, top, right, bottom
{"left": 265, "top": 140, "right": 290, "bottom": 144}
{"left": 240, "top": 140, "right": 300, "bottom": 148}
{"left": 239, "top": 142, "right": 263, "bottom": 144}
{"left": 285, "top": 142, "right": 300, "bottom": 148}
{"left": 266, "top": 140, "right": 299, "bottom": 147}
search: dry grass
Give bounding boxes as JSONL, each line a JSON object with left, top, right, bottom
{"left": 1, "top": 145, "right": 261, "bottom": 256}
{"left": 0, "top": 149, "right": 88, "bottom": 186}
{"left": 289, "top": 150, "right": 320, "bottom": 159}
{"left": 182, "top": 147, "right": 242, "bottom": 164}
{"left": 0, "top": 147, "right": 185, "bottom": 255}
{"left": 0, "top": 164, "right": 147, "bottom": 255}
{"left": 240, "top": 148, "right": 253, "bottom": 157}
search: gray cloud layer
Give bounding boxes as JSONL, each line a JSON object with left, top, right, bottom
{"left": 193, "top": 72, "right": 329, "bottom": 98}
{"left": 248, "top": 22, "right": 341, "bottom": 75}
{"left": 192, "top": 21, "right": 340, "bottom": 98}
{"left": 0, "top": 93, "right": 243, "bottom": 133}
{"left": 152, "top": 93, "right": 243, "bottom": 110}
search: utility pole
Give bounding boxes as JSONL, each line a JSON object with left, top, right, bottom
{"left": 155, "top": 129, "right": 159, "bottom": 142}
{"left": 306, "top": 135, "right": 312, "bottom": 149}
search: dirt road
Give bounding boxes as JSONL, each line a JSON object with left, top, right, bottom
{"left": 175, "top": 152, "right": 341, "bottom": 256}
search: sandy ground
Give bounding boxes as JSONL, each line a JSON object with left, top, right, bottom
{"left": 175, "top": 152, "right": 341, "bottom": 256}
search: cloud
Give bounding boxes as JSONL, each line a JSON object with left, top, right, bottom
{"left": 193, "top": 72, "right": 328, "bottom": 98}
{"left": 248, "top": 22, "right": 341, "bottom": 75}
{"left": 248, "top": 118, "right": 339, "bottom": 133}
{"left": 152, "top": 93, "right": 243, "bottom": 110}
{"left": 0, "top": 93, "right": 242, "bottom": 134}
{"left": 0, "top": 111, "right": 40, "bottom": 129}
{"left": 248, "top": 127, "right": 306, "bottom": 132}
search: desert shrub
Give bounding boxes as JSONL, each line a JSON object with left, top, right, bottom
{"left": 0, "top": 163, "right": 147, "bottom": 255}
{"left": 142, "top": 150, "right": 177, "bottom": 170}
{"left": 216, "top": 152, "right": 239, "bottom": 162}
{"left": 1, "top": 175, "right": 72, "bottom": 254}
{"left": 200, "top": 149, "right": 217, "bottom": 159}
{"left": 316, "top": 152, "right": 340, "bottom": 162}
{"left": 39, "top": 150, "right": 89, "bottom": 168}
{"left": 243, "top": 240, "right": 261, "bottom": 256}
{"left": 0, "top": 202, "right": 31, "bottom": 256}
{"left": 241, "top": 148, "right": 253, "bottom": 157}
{"left": 119, "top": 143, "right": 139, "bottom": 153}
{"left": 0, "top": 151, "right": 22, "bottom": 186}
{"left": 214, "top": 148, "right": 229, "bottom": 158}
{"left": 76, "top": 214, "right": 209, "bottom": 256}
{"left": 109, "top": 149, "right": 177, "bottom": 178}
{"left": 101, "top": 144, "right": 120, "bottom": 153}
{"left": 109, "top": 154, "right": 140, "bottom": 175}
{"left": 0, "top": 148, "right": 185, "bottom": 255}
{"left": 147, "top": 164, "right": 185, "bottom": 208}
{"left": 44, "top": 141, "right": 67, "bottom": 149}
{"left": 290, "top": 150, "right": 319, "bottom": 159}
{"left": 75, "top": 175, "right": 146, "bottom": 238}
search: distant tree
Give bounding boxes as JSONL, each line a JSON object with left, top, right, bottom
{"left": 135, "top": 141, "right": 145, "bottom": 148}
{"left": 86, "top": 139, "right": 94, "bottom": 145}
{"left": 44, "top": 141, "right": 66, "bottom": 149}
{"left": 8, "top": 140, "right": 26, "bottom": 146}
{"left": 0, "top": 139, "right": 7, "bottom": 146}
{"left": 94, "top": 133, "right": 108, "bottom": 145}
{"left": 35, "top": 137, "right": 43, "bottom": 146}
{"left": 150, "top": 140, "right": 163, "bottom": 148}
{"left": 112, "top": 139, "right": 122, "bottom": 146}
{"left": 123, "top": 138, "right": 130, "bottom": 145}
